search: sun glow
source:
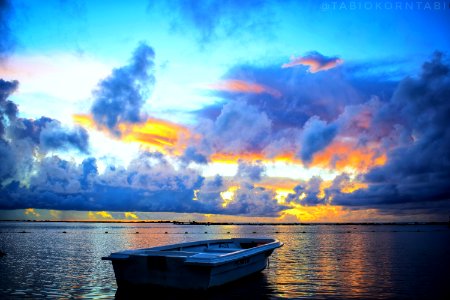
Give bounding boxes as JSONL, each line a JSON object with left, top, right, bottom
{"left": 73, "top": 114, "right": 194, "bottom": 155}
{"left": 220, "top": 186, "right": 239, "bottom": 208}
{"left": 311, "top": 140, "right": 387, "bottom": 173}
{"left": 279, "top": 203, "right": 347, "bottom": 222}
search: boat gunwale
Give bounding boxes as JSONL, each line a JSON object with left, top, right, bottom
{"left": 102, "top": 238, "right": 283, "bottom": 266}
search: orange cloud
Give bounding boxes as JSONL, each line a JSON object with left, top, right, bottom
{"left": 124, "top": 212, "right": 139, "bottom": 219}
{"left": 220, "top": 186, "right": 239, "bottom": 208}
{"left": 24, "top": 208, "right": 40, "bottom": 217}
{"left": 73, "top": 114, "right": 194, "bottom": 155}
{"left": 311, "top": 140, "right": 386, "bottom": 173}
{"left": 340, "top": 181, "right": 368, "bottom": 194}
{"left": 96, "top": 211, "right": 113, "bottom": 219}
{"left": 203, "top": 79, "right": 282, "bottom": 98}
{"left": 282, "top": 53, "right": 343, "bottom": 73}
{"left": 279, "top": 203, "right": 347, "bottom": 222}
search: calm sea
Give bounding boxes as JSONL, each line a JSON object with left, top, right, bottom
{"left": 0, "top": 222, "right": 449, "bottom": 299}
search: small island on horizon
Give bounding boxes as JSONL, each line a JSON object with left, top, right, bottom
{"left": 0, "top": 219, "right": 448, "bottom": 226}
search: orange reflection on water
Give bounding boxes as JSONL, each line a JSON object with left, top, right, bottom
{"left": 268, "top": 225, "right": 394, "bottom": 298}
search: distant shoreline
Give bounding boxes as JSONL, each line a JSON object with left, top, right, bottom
{"left": 0, "top": 220, "right": 447, "bottom": 226}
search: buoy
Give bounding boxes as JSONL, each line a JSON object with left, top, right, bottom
{"left": 136, "top": 232, "right": 139, "bottom": 234}
{"left": 62, "top": 231, "right": 67, "bottom": 233}
{"left": 185, "top": 232, "right": 188, "bottom": 234}
{"left": 204, "top": 231, "right": 207, "bottom": 234}
{"left": 105, "top": 231, "right": 108, "bottom": 234}
{"left": 164, "top": 232, "right": 168, "bottom": 234}
{"left": 0, "top": 250, "right": 6, "bottom": 257}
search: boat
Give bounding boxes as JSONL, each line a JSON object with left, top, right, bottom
{"left": 102, "top": 237, "right": 283, "bottom": 290}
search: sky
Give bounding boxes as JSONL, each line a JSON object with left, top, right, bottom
{"left": 1, "top": 0, "right": 450, "bottom": 222}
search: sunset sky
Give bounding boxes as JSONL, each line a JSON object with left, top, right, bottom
{"left": 1, "top": 0, "right": 450, "bottom": 222}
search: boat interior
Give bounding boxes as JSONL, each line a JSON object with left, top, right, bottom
{"left": 130, "top": 239, "right": 271, "bottom": 258}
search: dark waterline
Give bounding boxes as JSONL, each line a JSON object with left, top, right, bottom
{"left": 1, "top": 222, "right": 449, "bottom": 299}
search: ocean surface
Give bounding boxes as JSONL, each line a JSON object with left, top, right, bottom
{"left": 0, "top": 222, "right": 449, "bottom": 299}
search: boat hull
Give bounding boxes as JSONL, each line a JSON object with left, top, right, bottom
{"left": 111, "top": 249, "right": 273, "bottom": 289}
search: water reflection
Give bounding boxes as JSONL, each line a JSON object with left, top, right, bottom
{"left": 115, "top": 273, "right": 275, "bottom": 300}
{"left": 1, "top": 222, "right": 449, "bottom": 299}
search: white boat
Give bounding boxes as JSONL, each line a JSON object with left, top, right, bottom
{"left": 102, "top": 237, "right": 283, "bottom": 290}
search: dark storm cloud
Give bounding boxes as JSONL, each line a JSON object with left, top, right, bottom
{"left": 285, "top": 177, "right": 330, "bottom": 206}
{"left": 333, "top": 52, "right": 450, "bottom": 209}
{"left": 0, "top": 139, "right": 14, "bottom": 179}
{"left": 0, "top": 152, "right": 284, "bottom": 216}
{"left": 6, "top": 116, "right": 89, "bottom": 154}
{"left": 9, "top": 117, "right": 53, "bottom": 144}
{"left": 0, "top": 79, "right": 18, "bottom": 136}
{"left": 0, "top": 77, "right": 91, "bottom": 189}
{"left": 1, "top": 80, "right": 88, "bottom": 154}
{"left": 40, "top": 121, "right": 89, "bottom": 153}
{"left": 300, "top": 116, "right": 338, "bottom": 163}
{"left": 91, "top": 43, "right": 155, "bottom": 132}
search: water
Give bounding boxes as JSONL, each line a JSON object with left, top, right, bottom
{"left": 0, "top": 222, "right": 449, "bottom": 299}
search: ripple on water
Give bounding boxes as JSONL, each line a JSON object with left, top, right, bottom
{"left": 1, "top": 223, "right": 449, "bottom": 299}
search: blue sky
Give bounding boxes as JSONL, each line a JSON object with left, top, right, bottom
{"left": 1, "top": 0, "right": 450, "bottom": 222}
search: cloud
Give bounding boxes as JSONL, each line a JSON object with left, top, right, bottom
{"left": 96, "top": 211, "right": 113, "bottom": 219}
{"left": 24, "top": 208, "right": 40, "bottom": 217}
{"left": 198, "top": 61, "right": 371, "bottom": 130}
{"left": 202, "top": 79, "right": 281, "bottom": 98}
{"left": 282, "top": 51, "right": 343, "bottom": 73}
{"left": 299, "top": 116, "right": 338, "bottom": 163}
{"left": 0, "top": 79, "right": 18, "bottom": 135}
{"left": 39, "top": 120, "right": 89, "bottom": 153}
{"left": 151, "top": 0, "right": 280, "bottom": 44}
{"left": 0, "top": 151, "right": 288, "bottom": 217}
{"left": 193, "top": 55, "right": 397, "bottom": 167}
{"left": 91, "top": 43, "right": 155, "bottom": 132}
{"left": 181, "top": 146, "right": 208, "bottom": 164}
{"left": 0, "top": 78, "right": 92, "bottom": 188}
{"left": 198, "top": 101, "right": 272, "bottom": 155}
{"left": 330, "top": 53, "right": 450, "bottom": 212}
{"left": 74, "top": 114, "right": 192, "bottom": 155}
{"left": 0, "top": 140, "right": 14, "bottom": 179}
{"left": 124, "top": 212, "right": 138, "bottom": 219}
{"left": 236, "top": 160, "right": 265, "bottom": 182}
